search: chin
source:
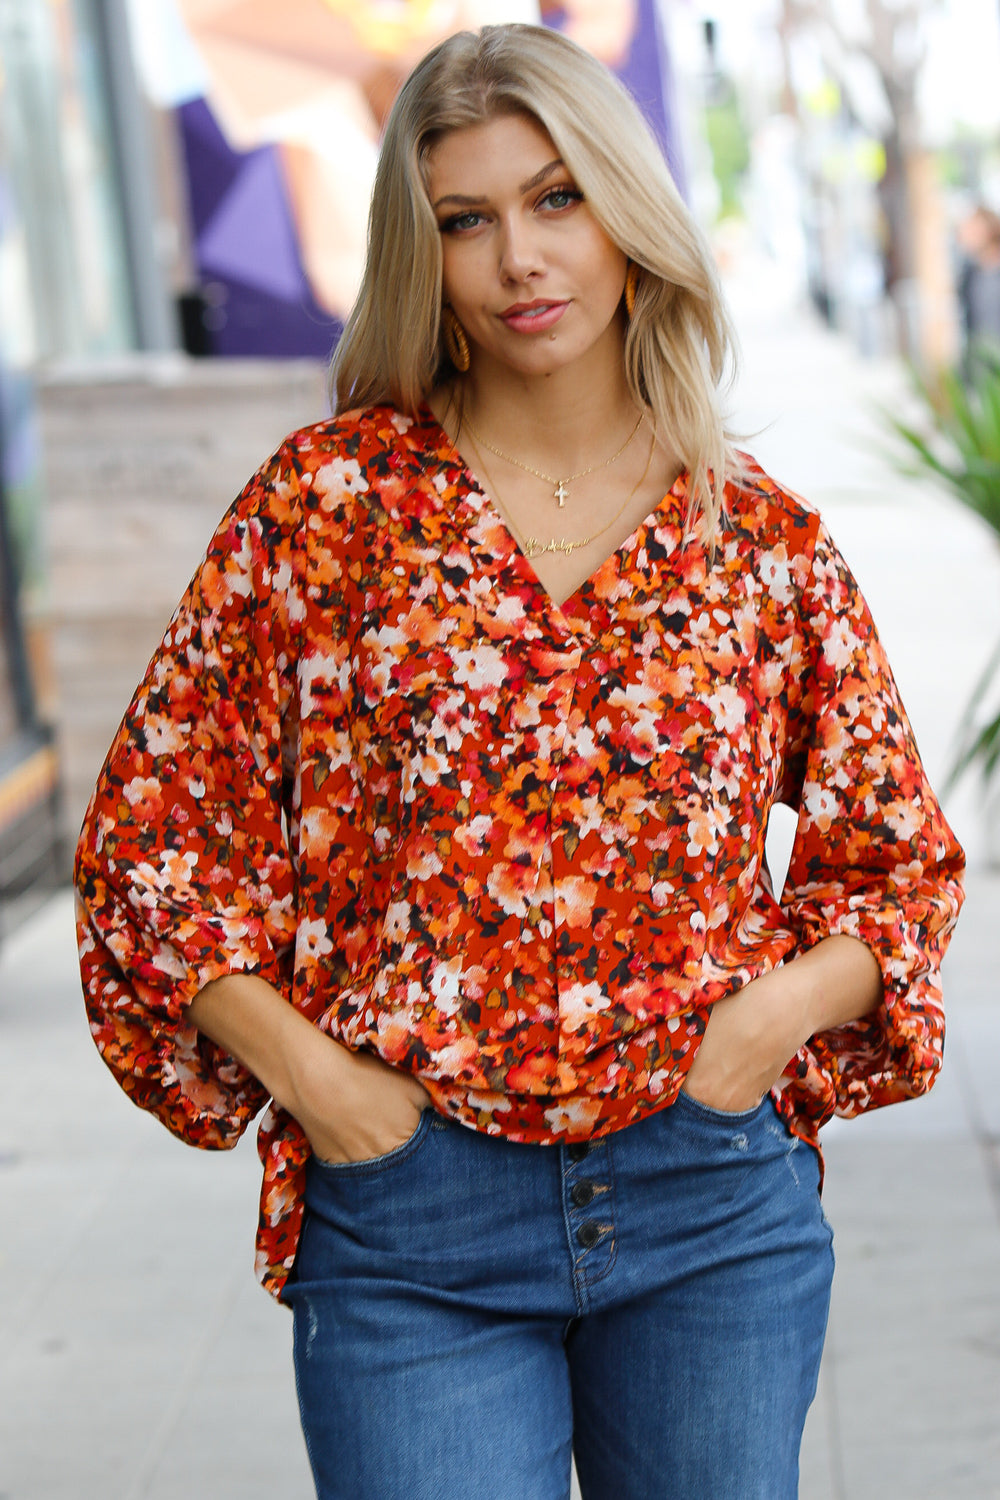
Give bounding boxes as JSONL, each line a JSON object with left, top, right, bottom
{"left": 502, "top": 342, "right": 587, "bottom": 377}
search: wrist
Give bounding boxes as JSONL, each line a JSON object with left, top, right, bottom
{"left": 281, "top": 1019, "right": 355, "bottom": 1125}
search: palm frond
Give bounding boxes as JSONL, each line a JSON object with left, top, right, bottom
{"left": 944, "top": 635, "right": 1000, "bottom": 793}
{"left": 884, "top": 356, "right": 1000, "bottom": 791}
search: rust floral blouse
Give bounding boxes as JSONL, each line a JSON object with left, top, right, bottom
{"left": 75, "top": 405, "right": 965, "bottom": 1299}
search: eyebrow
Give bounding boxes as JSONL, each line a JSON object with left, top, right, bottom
{"left": 432, "top": 158, "right": 565, "bottom": 211}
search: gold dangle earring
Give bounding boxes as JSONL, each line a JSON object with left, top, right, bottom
{"left": 442, "top": 308, "right": 471, "bottom": 372}
{"left": 625, "top": 261, "right": 639, "bottom": 320}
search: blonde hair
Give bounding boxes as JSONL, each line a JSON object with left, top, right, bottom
{"left": 333, "top": 23, "right": 740, "bottom": 540}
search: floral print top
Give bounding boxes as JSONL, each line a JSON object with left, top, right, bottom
{"left": 75, "top": 405, "right": 965, "bottom": 1299}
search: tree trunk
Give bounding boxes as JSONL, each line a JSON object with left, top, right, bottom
{"left": 906, "top": 148, "right": 960, "bottom": 368}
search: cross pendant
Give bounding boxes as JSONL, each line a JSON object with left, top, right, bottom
{"left": 554, "top": 480, "right": 568, "bottom": 508}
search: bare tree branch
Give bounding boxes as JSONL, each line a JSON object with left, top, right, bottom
{"left": 782, "top": 0, "right": 939, "bottom": 144}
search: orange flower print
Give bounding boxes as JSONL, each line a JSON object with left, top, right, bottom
{"left": 543, "top": 1097, "right": 606, "bottom": 1136}
{"left": 487, "top": 861, "right": 541, "bottom": 919}
{"left": 75, "top": 409, "right": 964, "bottom": 1300}
{"left": 122, "top": 776, "right": 164, "bottom": 822}
{"left": 554, "top": 876, "right": 597, "bottom": 929}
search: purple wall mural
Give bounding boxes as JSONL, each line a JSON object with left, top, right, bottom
{"left": 178, "top": 99, "right": 340, "bottom": 358}
{"left": 175, "top": 1, "right": 683, "bottom": 359}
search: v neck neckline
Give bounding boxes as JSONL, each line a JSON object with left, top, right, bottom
{"left": 413, "top": 403, "right": 691, "bottom": 617}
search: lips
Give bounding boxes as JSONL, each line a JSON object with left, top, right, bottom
{"left": 498, "top": 300, "right": 569, "bottom": 334}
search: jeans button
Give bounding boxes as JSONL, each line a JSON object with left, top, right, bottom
{"left": 571, "top": 1179, "right": 596, "bottom": 1208}
{"left": 568, "top": 1142, "right": 590, "bottom": 1162}
{"left": 577, "top": 1220, "right": 601, "bottom": 1249}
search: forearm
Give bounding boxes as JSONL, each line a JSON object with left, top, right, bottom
{"left": 187, "top": 973, "right": 431, "bottom": 1164}
{"left": 787, "top": 933, "right": 884, "bottom": 1036}
{"left": 683, "top": 934, "right": 883, "bottom": 1112}
{"left": 188, "top": 973, "right": 345, "bottom": 1115}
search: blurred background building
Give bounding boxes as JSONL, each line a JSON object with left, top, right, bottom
{"left": 3, "top": 10, "right": 998, "bottom": 1491}
{"left": 1, "top": 0, "right": 999, "bottom": 922}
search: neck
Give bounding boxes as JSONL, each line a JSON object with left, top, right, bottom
{"left": 460, "top": 333, "right": 637, "bottom": 469}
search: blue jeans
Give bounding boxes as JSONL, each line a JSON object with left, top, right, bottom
{"left": 285, "top": 1092, "right": 834, "bottom": 1500}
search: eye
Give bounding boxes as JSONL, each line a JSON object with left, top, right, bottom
{"left": 538, "top": 185, "right": 583, "bottom": 212}
{"left": 439, "top": 210, "right": 487, "bottom": 234}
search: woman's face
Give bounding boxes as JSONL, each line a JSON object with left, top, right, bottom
{"left": 424, "top": 113, "right": 628, "bottom": 382}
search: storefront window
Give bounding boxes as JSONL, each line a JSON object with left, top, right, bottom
{"left": 0, "top": 0, "right": 134, "bottom": 359}
{"left": 0, "top": 0, "right": 122, "bottom": 906}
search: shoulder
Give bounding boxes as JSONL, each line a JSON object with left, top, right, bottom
{"left": 256, "top": 405, "right": 454, "bottom": 527}
{"left": 719, "top": 457, "right": 877, "bottom": 631}
{"left": 723, "top": 452, "right": 823, "bottom": 541}
{"left": 703, "top": 452, "right": 826, "bottom": 586}
{"left": 277, "top": 404, "right": 450, "bottom": 475}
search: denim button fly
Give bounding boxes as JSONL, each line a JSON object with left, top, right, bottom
{"left": 577, "top": 1221, "right": 602, "bottom": 1249}
{"left": 560, "top": 1133, "right": 616, "bottom": 1300}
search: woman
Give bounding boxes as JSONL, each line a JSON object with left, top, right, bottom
{"left": 75, "top": 23, "right": 964, "bottom": 1500}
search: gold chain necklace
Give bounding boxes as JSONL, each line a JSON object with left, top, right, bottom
{"left": 462, "top": 411, "right": 643, "bottom": 508}
{"left": 466, "top": 422, "right": 656, "bottom": 560}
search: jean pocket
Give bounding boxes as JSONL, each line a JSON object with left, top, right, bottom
{"left": 310, "top": 1106, "right": 438, "bottom": 1177}
{"left": 672, "top": 1090, "right": 771, "bottom": 1126}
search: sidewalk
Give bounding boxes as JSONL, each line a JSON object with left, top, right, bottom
{"left": 1, "top": 873, "right": 998, "bottom": 1500}
{"left": 2, "top": 281, "right": 999, "bottom": 1499}
{"left": 0, "top": 891, "right": 314, "bottom": 1500}
{"left": 731, "top": 259, "right": 1000, "bottom": 1496}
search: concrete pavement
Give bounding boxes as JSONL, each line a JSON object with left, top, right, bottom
{"left": 0, "top": 889, "right": 314, "bottom": 1500}
{"left": 2, "top": 871, "right": 998, "bottom": 1499}
{"left": 733, "top": 252, "right": 1000, "bottom": 1496}
{"left": 2, "top": 275, "right": 1000, "bottom": 1498}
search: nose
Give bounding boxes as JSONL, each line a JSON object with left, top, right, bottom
{"left": 497, "top": 212, "right": 543, "bottom": 283}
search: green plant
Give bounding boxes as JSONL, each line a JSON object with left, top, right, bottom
{"left": 886, "top": 346, "right": 1000, "bottom": 791}
{"left": 704, "top": 80, "right": 750, "bottom": 221}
